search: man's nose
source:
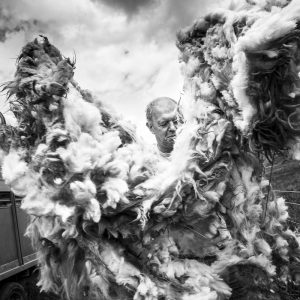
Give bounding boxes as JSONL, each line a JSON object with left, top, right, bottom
{"left": 168, "top": 121, "right": 176, "bottom": 132}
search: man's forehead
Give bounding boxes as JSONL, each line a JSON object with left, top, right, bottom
{"left": 157, "top": 110, "right": 177, "bottom": 121}
{"left": 152, "top": 101, "right": 177, "bottom": 118}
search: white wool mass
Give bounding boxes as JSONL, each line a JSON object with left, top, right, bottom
{"left": 63, "top": 87, "right": 103, "bottom": 139}
{"left": 2, "top": 151, "right": 35, "bottom": 196}
{"left": 236, "top": 0, "right": 300, "bottom": 52}
{"left": 1, "top": 2, "right": 300, "bottom": 299}
{"left": 182, "top": 289, "right": 217, "bottom": 300}
{"left": 231, "top": 51, "right": 256, "bottom": 132}
{"left": 101, "top": 177, "right": 129, "bottom": 209}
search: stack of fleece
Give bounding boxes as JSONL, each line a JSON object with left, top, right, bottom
{"left": 0, "top": 1, "right": 300, "bottom": 299}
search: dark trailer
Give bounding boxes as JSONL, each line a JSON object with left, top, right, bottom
{"left": 0, "top": 172, "right": 37, "bottom": 299}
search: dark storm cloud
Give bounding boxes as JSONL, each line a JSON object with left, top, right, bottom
{"left": 0, "top": 7, "right": 21, "bottom": 42}
{"left": 0, "top": 6, "right": 44, "bottom": 42}
{"left": 165, "top": 0, "right": 211, "bottom": 31}
{"left": 138, "top": 0, "right": 213, "bottom": 42}
{"left": 93, "top": 0, "right": 212, "bottom": 30}
{"left": 93, "top": 0, "right": 158, "bottom": 15}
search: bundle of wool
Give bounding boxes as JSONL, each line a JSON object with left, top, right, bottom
{"left": 177, "top": 0, "right": 300, "bottom": 161}
{"left": 176, "top": 0, "right": 300, "bottom": 298}
{"left": 0, "top": 37, "right": 232, "bottom": 300}
{"left": 1, "top": 1, "right": 300, "bottom": 298}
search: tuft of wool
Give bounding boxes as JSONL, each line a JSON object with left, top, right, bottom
{"left": 248, "top": 254, "right": 276, "bottom": 275}
{"left": 177, "top": 0, "right": 300, "bottom": 159}
{"left": 182, "top": 289, "right": 218, "bottom": 300}
{"left": 2, "top": 150, "right": 34, "bottom": 195}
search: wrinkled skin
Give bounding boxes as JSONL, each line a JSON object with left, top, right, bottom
{"left": 147, "top": 97, "right": 178, "bottom": 154}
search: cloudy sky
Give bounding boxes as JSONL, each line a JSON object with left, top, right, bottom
{"left": 0, "top": 0, "right": 221, "bottom": 140}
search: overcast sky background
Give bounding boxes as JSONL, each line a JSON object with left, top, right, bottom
{"left": 0, "top": 0, "right": 222, "bottom": 141}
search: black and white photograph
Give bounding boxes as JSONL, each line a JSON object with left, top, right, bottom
{"left": 0, "top": 0, "right": 300, "bottom": 299}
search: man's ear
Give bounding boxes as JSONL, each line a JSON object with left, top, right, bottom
{"left": 146, "top": 121, "right": 154, "bottom": 133}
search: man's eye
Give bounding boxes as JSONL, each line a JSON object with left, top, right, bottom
{"left": 160, "top": 122, "right": 167, "bottom": 127}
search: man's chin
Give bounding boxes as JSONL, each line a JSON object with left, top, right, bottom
{"left": 163, "top": 137, "right": 175, "bottom": 149}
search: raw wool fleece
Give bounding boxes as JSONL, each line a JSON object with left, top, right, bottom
{"left": 177, "top": 0, "right": 300, "bottom": 161}
{"left": 1, "top": 37, "right": 230, "bottom": 300}
{"left": 0, "top": 1, "right": 300, "bottom": 299}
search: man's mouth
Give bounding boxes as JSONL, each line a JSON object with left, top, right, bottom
{"left": 166, "top": 135, "right": 176, "bottom": 140}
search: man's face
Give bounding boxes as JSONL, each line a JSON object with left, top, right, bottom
{"left": 148, "top": 100, "right": 178, "bottom": 153}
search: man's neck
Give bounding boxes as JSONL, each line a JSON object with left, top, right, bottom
{"left": 159, "top": 149, "right": 171, "bottom": 158}
{"left": 157, "top": 143, "right": 172, "bottom": 158}
{"left": 157, "top": 141, "right": 173, "bottom": 155}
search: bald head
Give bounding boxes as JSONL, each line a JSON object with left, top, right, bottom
{"left": 146, "top": 97, "right": 178, "bottom": 154}
{"left": 146, "top": 97, "right": 177, "bottom": 123}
